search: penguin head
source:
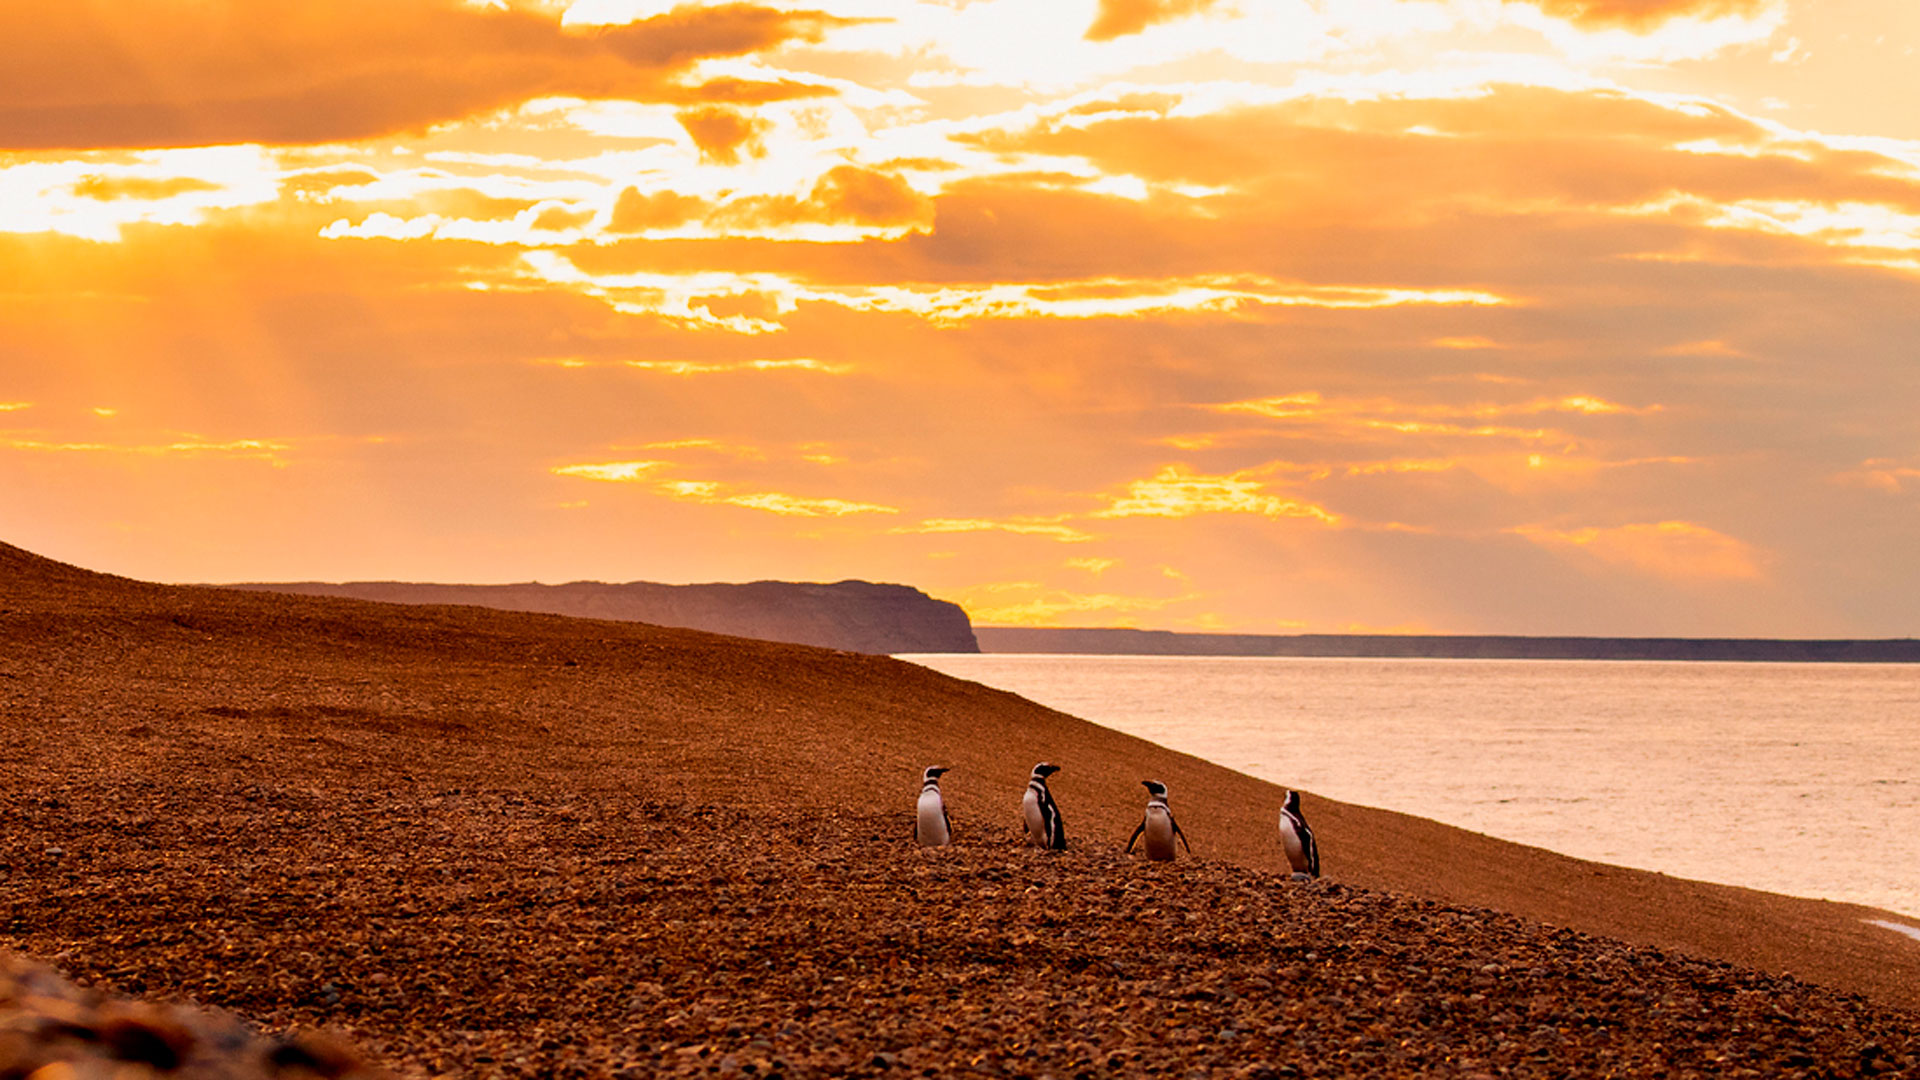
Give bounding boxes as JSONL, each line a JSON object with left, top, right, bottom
{"left": 924, "top": 766, "right": 950, "bottom": 780}
{"left": 1283, "top": 789, "right": 1301, "bottom": 813}
{"left": 1032, "top": 762, "right": 1061, "bottom": 778}
{"left": 1141, "top": 780, "right": 1168, "bottom": 799}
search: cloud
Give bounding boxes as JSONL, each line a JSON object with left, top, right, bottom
{"left": 609, "top": 187, "right": 712, "bottom": 232}
{"left": 1834, "top": 459, "right": 1920, "bottom": 494}
{"left": 71, "top": 175, "right": 223, "bottom": 202}
{"left": 943, "top": 581, "right": 1188, "bottom": 627}
{"left": 552, "top": 460, "right": 667, "bottom": 482}
{"left": 1096, "top": 465, "right": 1340, "bottom": 524}
{"left": 676, "top": 106, "right": 772, "bottom": 165}
{"left": 0, "top": 435, "right": 291, "bottom": 463}
{"left": 553, "top": 459, "right": 896, "bottom": 516}
{"left": 894, "top": 516, "right": 1096, "bottom": 542}
{"left": 1514, "top": 0, "right": 1771, "bottom": 31}
{"left": 1511, "top": 520, "right": 1765, "bottom": 580}
{"left": 1085, "top": 0, "right": 1223, "bottom": 41}
{"left": 542, "top": 356, "right": 851, "bottom": 376}
{"left": 0, "top": 0, "right": 854, "bottom": 149}
{"left": 515, "top": 253, "right": 1506, "bottom": 332}
{"left": 1208, "top": 391, "right": 1659, "bottom": 450}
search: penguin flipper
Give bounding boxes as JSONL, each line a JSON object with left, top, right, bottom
{"left": 1126, "top": 820, "right": 1145, "bottom": 853}
{"left": 942, "top": 807, "right": 952, "bottom": 842}
{"left": 1174, "top": 818, "right": 1192, "bottom": 856}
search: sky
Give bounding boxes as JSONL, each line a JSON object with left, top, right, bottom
{"left": 2, "top": 0, "right": 1917, "bottom": 637}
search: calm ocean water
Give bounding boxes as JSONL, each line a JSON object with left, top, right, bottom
{"left": 901, "top": 654, "right": 1920, "bottom": 921}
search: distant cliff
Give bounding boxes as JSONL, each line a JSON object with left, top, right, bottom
{"left": 229, "top": 580, "right": 979, "bottom": 655}
{"left": 975, "top": 627, "right": 1920, "bottom": 663}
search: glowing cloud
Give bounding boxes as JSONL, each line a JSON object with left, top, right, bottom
{"left": 542, "top": 357, "right": 853, "bottom": 376}
{"left": 551, "top": 460, "right": 668, "bottom": 482}
{"left": 514, "top": 254, "right": 1507, "bottom": 333}
{"left": 1512, "top": 521, "right": 1765, "bottom": 581}
{"left": 718, "top": 491, "right": 898, "bottom": 517}
{"left": 553, "top": 460, "right": 896, "bottom": 517}
{"left": 1212, "top": 391, "right": 1659, "bottom": 446}
{"left": 0, "top": 436, "right": 290, "bottom": 463}
{"left": 896, "top": 517, "right": 1097, "bottom": 542}
{"left": 1097, "top": 465, "right": 1340, "bottom": 524}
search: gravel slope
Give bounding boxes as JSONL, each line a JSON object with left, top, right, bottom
{"left": 3, "top": 541, "right": 1918, "bottom": 1076}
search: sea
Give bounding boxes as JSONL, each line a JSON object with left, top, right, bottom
{"left": 899, "top": 654, "right": 1920, "bottom": 922}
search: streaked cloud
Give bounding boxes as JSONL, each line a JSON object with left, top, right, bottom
{"left": 1835, "top": 459, "right": 1920, "bottom": 493}
{"left": 514, "top": 254, "right": 1507, "bottom": 332}
{"left": 0, "top": 436, "right": 291, "bottom": 463}
{"left": 1511, "top": 520, "right": 1766, "bottom": 580}
{"left": 895, "top": 517, "right": 1097, "bottom": 543}
{"left": 552, "top": 460, "right": 668, "bottom": 482}
{"left": 553, "top": 459, "right": 897, "bottom": 517}
{"left": 540, "top": 356, "right": 853, "bottom": 376}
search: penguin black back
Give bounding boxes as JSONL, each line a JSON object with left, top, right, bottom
{"left": 1023, "top": 762, "right": 1066, "bottom": 850}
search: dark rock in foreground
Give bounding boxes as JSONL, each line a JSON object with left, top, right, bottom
{"left": 228, "top": 578, "right": 980, "bottom": 655}
{"left": 0, "top": 951, "right": 381, "bottom": 1079}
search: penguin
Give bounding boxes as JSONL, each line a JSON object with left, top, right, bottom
{"left": 915, "top": 766, "right": 953, "bottom": 847}
{"left": 1278, "top": 788, "right": 1320, "bottom": 878}
{"left": 1126, "top": 779, "right": 1191, "bottom": 861}
{"left": 1021, "top": 762, "right": 1066, "bottom": 850}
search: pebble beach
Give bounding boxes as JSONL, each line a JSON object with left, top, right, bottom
{"left": 3, "top": 541, "right": 1918, "bottom": 1077}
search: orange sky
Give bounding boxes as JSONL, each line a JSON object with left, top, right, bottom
{"left": 3, "top": 0, "right": 1917, "bottom": 636}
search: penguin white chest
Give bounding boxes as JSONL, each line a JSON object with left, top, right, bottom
{"left": 916, "top": 788, "right": 950, "bottom": 847}
{"left": 1021, "top": 787, "right": 1046, "bottom": 845}
{"left": 1142, "top": 805, "right": 1177, "bottom": 861}
{"left": 1279, "top": 816, "right": 1307, "bottom": 870}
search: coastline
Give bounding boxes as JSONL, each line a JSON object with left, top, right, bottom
{"left": 974, "top": 627, "right": 1920, "bottom": 663}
